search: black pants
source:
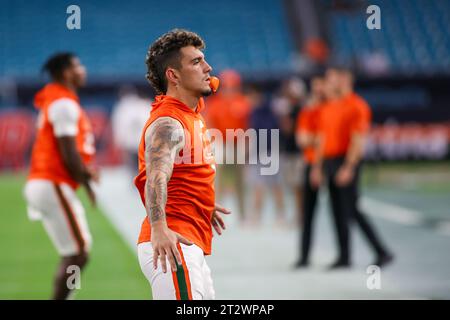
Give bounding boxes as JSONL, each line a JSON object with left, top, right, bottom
{"left": 299, "top": 164, "right": 319, "bottom": 263}
{"left": 324, "top": 156, "right": 389, "bottom": 263}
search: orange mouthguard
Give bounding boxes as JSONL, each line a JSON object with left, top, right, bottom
{"left": 209, "top": 76, "right": 220, "bottom": 93}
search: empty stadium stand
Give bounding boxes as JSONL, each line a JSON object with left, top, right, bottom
{"left": 326, "top": 0, "right": 450, "bottom": 75}
{"left": 0, "top": 0, "right": 296, "bottom": 80}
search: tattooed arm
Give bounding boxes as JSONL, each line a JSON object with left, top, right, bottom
{"left": 144, "top": 117, "right": 193, "bottom": 273}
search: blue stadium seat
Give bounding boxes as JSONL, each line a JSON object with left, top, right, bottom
{"left": 0, "top": 0, "right": 296, "bottom": 79}
{"left": 327, "top": 0, "right": 450, "bottom": 74}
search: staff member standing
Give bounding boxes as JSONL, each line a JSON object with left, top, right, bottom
{"left": 312, "top": 68, "right": 394, "bottom": 269}
{"left": 294, "top": 76, "right": 326, "bottom": 268}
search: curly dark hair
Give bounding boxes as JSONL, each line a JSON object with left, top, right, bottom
{"left": 145, "top": 29, "right": 205, "bottom": 94}
{"left": 42, "top": 52, "right": 76, "bottom": 80}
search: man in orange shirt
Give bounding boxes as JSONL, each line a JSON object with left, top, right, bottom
{"left": 294, "top": 76, "right": 326, "bottom": 267}
{"left": 312, "top": 68, "right": 393, "bottom": 269}
{"left": 23, "top": 53, "right": 97, "bottom": 299}
{"left": 135, "top": 29, "right": 231, "bottom": 300}
{"left": 203, "top": 69, "right": 251, "bottom": 223}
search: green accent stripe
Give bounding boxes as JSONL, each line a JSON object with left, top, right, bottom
{"left": 176, "top": 264, "right": 190, "bottom": 300}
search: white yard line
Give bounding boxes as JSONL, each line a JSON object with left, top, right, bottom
{"left": 361, "top": 197, "right": 425, "bottom": 226}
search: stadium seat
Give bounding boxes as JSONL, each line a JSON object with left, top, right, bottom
{"left": 0, "top": 0, "right": 296, "bottom": 79}
{"left": 327, "top": 0, "right": 450, "bottom": 74}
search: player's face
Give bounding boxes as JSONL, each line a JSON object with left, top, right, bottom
{"left": 339, "top": 71, "right": 353, "bottom": 93}
{"left": 311, "top": 78, "right": 324, "bottom": 98}
{"left": 178, "top": 46, "right": 213, "bottom": 97}
{"left": 68, "top": 57, "right": 87, "bottom": 88}
{"left": 325, "top": 69, "right": 341, "bottom": 98}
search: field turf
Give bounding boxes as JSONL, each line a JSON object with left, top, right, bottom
{"left": 0, "top": 172, "right": 151, "bottom": 299}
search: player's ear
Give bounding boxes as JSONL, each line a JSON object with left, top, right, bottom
{"left": 166, "top": 68, "right": 180, "bottom": 87}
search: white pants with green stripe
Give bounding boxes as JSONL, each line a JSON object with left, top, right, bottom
{"left": 138, "top": 241, "right": 215, "bottom": 300}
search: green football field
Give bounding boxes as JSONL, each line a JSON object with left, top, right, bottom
{"left": 0, "top": 172, "right": 151, "bottom": 300}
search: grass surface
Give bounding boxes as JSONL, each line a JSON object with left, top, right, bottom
{"left": 0, "top": 172, "right": 151, "bottom": 299}
{"left": 361, "top": 161, "right": 450, "bottom": 220}
{"left": 362, "top": 161, "right": 450, "bottom": 194}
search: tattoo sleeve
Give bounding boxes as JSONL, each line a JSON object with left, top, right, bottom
{"left": 144, "top": 117, "right": 185, "bottom": 225}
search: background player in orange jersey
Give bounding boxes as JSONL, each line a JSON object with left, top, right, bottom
{"left": 203, "top": 69, "right": 251, "bottom": 224}
{"left": 23, "top": 53, "right": 98, "bottom": 299}
{"left": 135, "top": 29, "right": 231, "bottom": 300}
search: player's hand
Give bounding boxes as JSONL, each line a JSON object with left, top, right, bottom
{"left": 335, "top": 164, "right": 354, "bottom": 187}
{"left": 310, "top": 166, "right": 323, "bottom": 189}
{"left": 87, "top": 166, "right": 100, "bottom": 183}
{"left": 211, "top": 203, "right": 231, "bottom": 235}
{"left": 151, "top": 223, "right": 193, "bottom": 273}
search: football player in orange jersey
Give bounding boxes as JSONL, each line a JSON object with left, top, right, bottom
{"left": 23, "top": 53, "right": 97, "bottom": 299}
{"left": 203, "top": 70, "right": 251, "bottom": 224}
{"left": 135, "top": 29, "right": 231, "bottom": 300}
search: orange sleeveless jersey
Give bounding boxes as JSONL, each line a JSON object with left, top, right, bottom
{"left": 28, "top": 83, "right": 95, "bottom": 189}
{"left": 296, "top": 104, "right": 322, "bottom": 164}
{"left": 134, "top": 95, "right": 216, "bottom": 255}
